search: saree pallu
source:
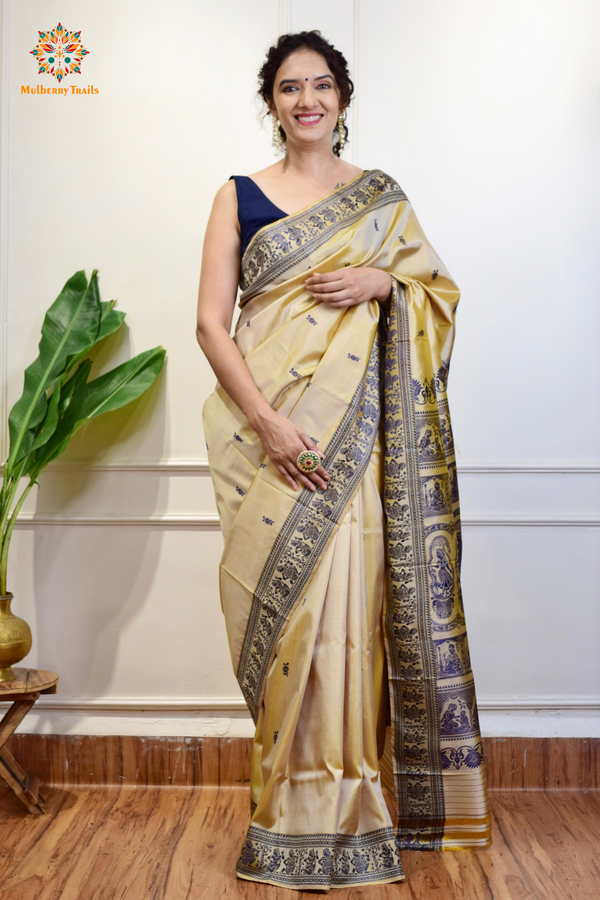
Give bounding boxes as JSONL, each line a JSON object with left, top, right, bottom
{"left": 203, "top": 169, "right": 491, "bottom": 890}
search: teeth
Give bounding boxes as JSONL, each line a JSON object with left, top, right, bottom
{"left": 297, "top": 115, "right": 322, "bottom": 122}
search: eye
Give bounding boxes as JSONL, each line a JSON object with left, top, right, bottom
{"left": 316, "top": 83, "right": 332, "bottom": 89}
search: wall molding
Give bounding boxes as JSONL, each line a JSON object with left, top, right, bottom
{"left": 278, "top": 0, "right": 292, "bottom": 35}
{"left": 351, "top": 0, "right": 363, "bottom": 169}
{"left": 15, "top": 457, "right": 600, "bottom": 527}
{"left": 478, "top": 696, "right": 600, "bottom": 711}
{"left": 15, "top": 513, "right": 222, "bottom": 527}
{"left": 3, "top": 695, "right": 598, "bottom": 713}
{"left": 14, "top": 512, "right": 600, "bottom": 528}
{"left": 47, "top": 460, "right": 212, "bottom": 473}
{"left": 460, "top": 516, "right": 600, "bottom": 528}
{"left": 457, "top": 462, "right": 600, "bottom": 475}
{"left": 40, "top": 459, "right": 600, "bottom": 475}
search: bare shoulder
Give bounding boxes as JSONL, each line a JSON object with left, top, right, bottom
{"left": 207, "top": 180, "right": 239, "bottom": 231}
{"left": 212, "top": 179, "right": 237, "bottom": 209}
{"left": 339, "top": 162, "right": 365, "bottom": 180}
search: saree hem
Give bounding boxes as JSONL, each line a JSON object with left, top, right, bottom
{"left": 235, "top": 824, "right": 405, "bottom": 889}
{"left": 235, "top": 871, "right": 406, "bottom": 891}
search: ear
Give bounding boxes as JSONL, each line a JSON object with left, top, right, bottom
{"left": 267, "top": 100, "right": 278, "bottom": 119}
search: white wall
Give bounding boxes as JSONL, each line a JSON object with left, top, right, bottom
{"left": 1, "top": 0, "right": 598, "bottom": 739}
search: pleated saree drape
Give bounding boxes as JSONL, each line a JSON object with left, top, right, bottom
{"left": 203, "top": 170, "right": 491, "bottom": 890}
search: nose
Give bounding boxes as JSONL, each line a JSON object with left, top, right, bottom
{"left": 297, "top": 84, "right": 320, "bottom": 108}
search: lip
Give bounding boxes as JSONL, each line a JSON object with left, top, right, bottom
{"left": 294, "top": 114, "right": 324, "bottom": 127}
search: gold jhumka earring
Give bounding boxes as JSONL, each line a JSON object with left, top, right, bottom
{"left": 337, "top": 111, "right": 346, "bottom": 153}
{"left": 272, "top": 116, "right": 283, "bottom": 155}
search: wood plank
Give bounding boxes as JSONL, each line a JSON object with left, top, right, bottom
{"left": 1, "top": 734, "right": 598, "bottom": 790}
{"left": 483, "top": 737, "right": 599, "bottom": 790}
{"left": 0, "top": 786, "right": 597, "bottom": 898}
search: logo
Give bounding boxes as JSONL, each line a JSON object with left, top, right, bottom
{"left": 29, "top": 22, "right": 89, "bottom": 83}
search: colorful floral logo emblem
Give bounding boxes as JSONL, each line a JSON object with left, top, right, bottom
{"left": 30, "top": 23, "right": 89, "bottom": 83}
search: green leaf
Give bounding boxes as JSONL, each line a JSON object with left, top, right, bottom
{"left": 26, "top": 431, "right": 71, "bottom": 479}
{"left": 67, "top": 346, "right": 166, "bottom": 422}
{"left": 98, "top": 301, "right": 125, "bottom": 341}
{"left": 57, "top": 359, "right": 93, "bottom": 414}
{"left": 56, "top": 301, "right": 125, "bottom": 389}
{"left": 7, "top": 270, "right": 101, "bottom": 469}
{"left": 28, "top": 346, "right": 165, "bottom": 477}
{"left": 29, "top": 382, "right": 61, "bottom": 452}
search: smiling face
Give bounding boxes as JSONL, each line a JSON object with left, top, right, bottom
{"left": 268, "top": 48, "right": 342, "bottom": 151}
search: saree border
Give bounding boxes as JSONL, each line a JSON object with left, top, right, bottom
{"left": 240, "top": 169, "right": 407, "bottom": 302}
{"left": 237, "top": 326, "right": 383, "bottom": 721}
{"left": 383, "top": 279, "right": 445, "bottom": 849}
{"left": 236, "top": 824, "right": 404, "bottom": 888}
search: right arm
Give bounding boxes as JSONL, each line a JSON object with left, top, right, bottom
{"left": 195, "top": 181, "right": 329, "bottom": 492}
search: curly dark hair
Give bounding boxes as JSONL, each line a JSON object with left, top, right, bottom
{"left": 258, "top": 31, "right": 354, "bottom": 158}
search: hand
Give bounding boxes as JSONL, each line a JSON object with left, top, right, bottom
{"left": 305, "top": 266, "right": 392, "bottom": 308}
{"left": 251, "top": 408, "right": 330, "bottom": 493}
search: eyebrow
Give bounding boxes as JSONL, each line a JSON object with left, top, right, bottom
{"left": 278, "top": 74, "right": 334, "bottom": 87}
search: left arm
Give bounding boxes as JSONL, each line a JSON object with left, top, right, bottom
{"left": 305, "top": 267, "right": 392, "bottom": 309}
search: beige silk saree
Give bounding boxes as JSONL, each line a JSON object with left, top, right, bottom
{"left": 202, "top": 169, "right": 491, "bottom": 890}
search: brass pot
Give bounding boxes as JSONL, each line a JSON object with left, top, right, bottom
{"left": 0, "top": 593, "right": 32, "bottom": 683}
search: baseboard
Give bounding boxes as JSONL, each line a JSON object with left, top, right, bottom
{"left": 4, "top": 735, "right": 598, "bottom": 791}
{"left": 8, "top": 696, "right": 600, "bottom": 739}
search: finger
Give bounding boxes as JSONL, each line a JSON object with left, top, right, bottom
{"left": 305, "top": 270, "right": 342, "bottom": 284}
{"left": 310, "top": 464, "right": 330, "bottom": 486}
{"left": 307, "top": 468, "right": 329, "bottom": 491}
{"left": 286, "top": 465, "right": 316, "bottom": 492}
{"left": 307, "top": 279, "right": 346, "bottom": 294}
{"left": 276, "top": 463, "right": 299, "bottom": 491}
{"left": 317, "top": 289, "right": 355, "bottom": 304}
{"left": 306, "top": 281, "right": 349, "bottom": 300}
{"left": 296, "top": 467, "right": 330, "bottom": 492}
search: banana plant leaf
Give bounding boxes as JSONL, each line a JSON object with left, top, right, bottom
{"left": 7, "top": 270, "right": 101, "bottom": 469}
{"left": 27, "top": 346, "right": 166, "bottom": 478}
{"left": 59, "top": 301, "right": 126, "bottom": 387}
{"left": 60, "top": 300, "right": 125, "bottom": 382}
{"left": 58, "top": 359, "right": 93, "bottom": 414}
{"left": 29, "top": 381, "right": 61, "bottom": 453}
{"left": 97, "top": 302, "right": 126, "bottom": 341}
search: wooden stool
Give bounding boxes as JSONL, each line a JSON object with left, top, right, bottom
{"left": 0, "top": 668, "right": 58, "bottom": 814}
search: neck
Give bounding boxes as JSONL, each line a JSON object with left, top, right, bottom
{"left": 279, "top": 139, "right": 343, "bottom": 182}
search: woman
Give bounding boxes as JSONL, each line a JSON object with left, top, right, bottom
{"left": 197, "top": 30, "right": 491, "bottom": 891}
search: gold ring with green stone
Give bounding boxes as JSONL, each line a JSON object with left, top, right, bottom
{"left": 296, "top": 450, "right": 320, "bottom": 473}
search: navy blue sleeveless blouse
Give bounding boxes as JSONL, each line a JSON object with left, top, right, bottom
{"left": 229, "top": 175, "right": 288, "bottom": 258}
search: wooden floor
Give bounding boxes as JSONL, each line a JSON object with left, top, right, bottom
{"left": 0, "top": 786, "right": 598, "bottom": 899}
